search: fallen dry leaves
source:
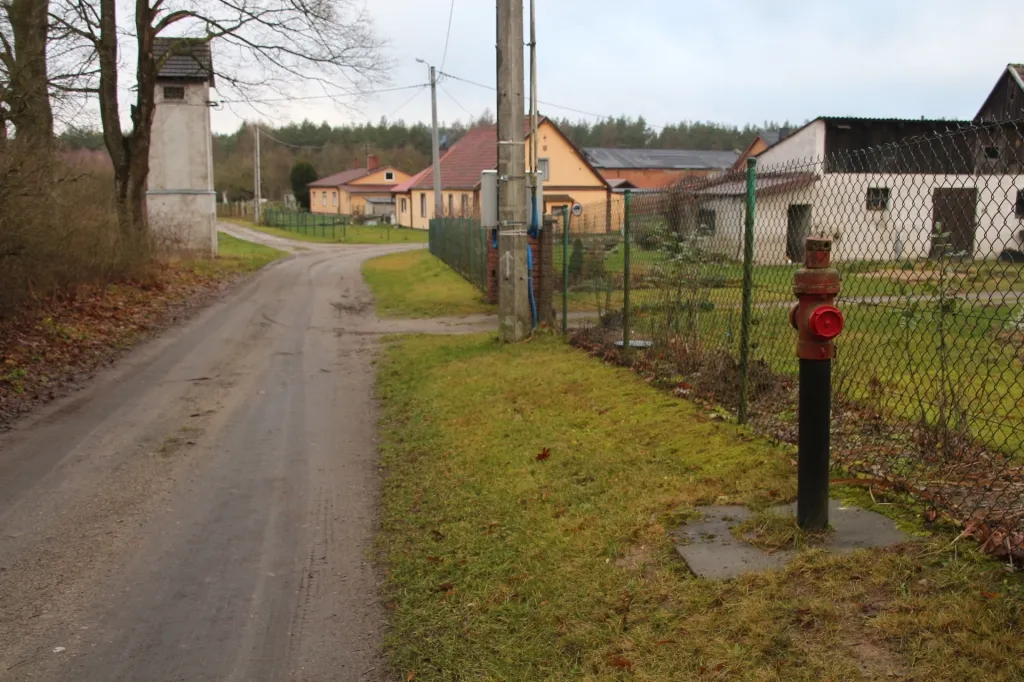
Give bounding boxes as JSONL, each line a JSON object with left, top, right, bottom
{"left": 0, "top": 261, "right": 243, "bottom": 429}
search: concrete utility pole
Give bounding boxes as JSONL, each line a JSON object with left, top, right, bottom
{"left": 419, "top": 60, "right": 443, "bottom": 219}
{"left": 253, "top": 124, "right": 262, "bottom": 224}
{"left": 529, "top": 0, "right": 540, "bottom": 223}
{"left": 496, "top": 0, "right": 531, "bottom": 341}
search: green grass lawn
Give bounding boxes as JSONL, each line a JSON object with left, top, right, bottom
{"left": 377, "top": 334, "right": 1024, "bottom": 681}
{"left": 189, "top": 232, "right": 286, "bottom": 276}
{"left": 221, "top": 217, "right": 428, "bottom": 245}
{"left": 362, "top": 250, "right": 494, "bottom": 318}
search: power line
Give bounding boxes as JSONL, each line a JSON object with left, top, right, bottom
{"left": 386, "top": 84, "right": 429, "bottom": 119}
{"left": 256, "top": 126, "right": 332, "bottom": 150}
{"left": 438, "top": 70, "right": 671, "bottom": 130}
{"left": 439, "top": 82, "right": 473, "bottom": 119}
{"left": 439, "top": 0, "right": 456, "bottom": 73}
{"left": 218, "top": 83, "right": 428, "bottom": 105}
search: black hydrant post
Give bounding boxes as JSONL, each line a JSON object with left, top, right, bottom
{"left": 789, "top": 237, "right": 844, "bottom": 531}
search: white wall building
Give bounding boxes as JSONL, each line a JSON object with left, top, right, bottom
{"left": 696, "top": 84, "right": 1024, "bottom": 265}
{"left": 147, "top": 38, "right": 217, "bottom": 256}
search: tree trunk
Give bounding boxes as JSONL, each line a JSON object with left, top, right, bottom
{"left": 6, "top": 0, "right": 52, "bottom": 145}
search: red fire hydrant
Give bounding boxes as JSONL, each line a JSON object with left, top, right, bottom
{"left": 789, "top": 237, "right": 844, "bottom": 360}
{"left": 790, "top": 237, "right": 843, "bottom": 531}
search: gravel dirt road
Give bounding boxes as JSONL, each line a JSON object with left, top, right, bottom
{"left": 0, "top": 226, "right": 478, "bottom": 681}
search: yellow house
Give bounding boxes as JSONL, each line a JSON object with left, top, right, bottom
{"left": 393, "top": 117, "right": 611, "bottom": 230}
{"left": 308, "top": 156, "right": 411, "bottom": 217}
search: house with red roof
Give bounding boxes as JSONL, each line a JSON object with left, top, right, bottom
{"left": 309, "top": 154, "right": 411, "bottom": 218}
{"left": 393, "top": 117, "right": 612, "bottom": 230}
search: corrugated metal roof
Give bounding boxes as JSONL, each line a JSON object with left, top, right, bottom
{"left": 154, "top": 38, "right": 214, "bottom": 84}
{"left": 760, "top": 130, "right": 781, "bottom": 146}
{"left": 583, "top": 147, "right": 738, "bottom": 170}
{"left": 365, "top": 197, "right": 395, "bottom": 204}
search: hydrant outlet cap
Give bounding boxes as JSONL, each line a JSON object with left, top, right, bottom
{"left": 809, "top": 306, "right": 844, "bottom": 340}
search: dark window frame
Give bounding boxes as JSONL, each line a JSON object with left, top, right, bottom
{"left": 385, "top": 171, "right": 395, "bottom": 181}
{"left": 163, "top": 85, "right": 186, "bottom": 100}
{"left": 420, "top": 193, "right": 426, "bottom": 218}
{"left": 866, "top": 187, "right": 890, "bottom": 211}
{"left": 697, "top": 207, "right": 716, "bottom": 235}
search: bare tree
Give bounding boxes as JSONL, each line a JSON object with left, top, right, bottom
{"left": 0, "top": 0, "right": 53, "bottom": 145}
{"left": 52, "top": 0, "right": 387, "bottom": 238}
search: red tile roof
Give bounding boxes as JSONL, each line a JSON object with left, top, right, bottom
{"left": 402, "top": 116, "right": 609, "bottom": 192}
{"left": 411, "top": 125, "right": 498, "bottom": 190}
{"left": 308, "top": 168, "right": 369, "bottom": 188}
{"left": 391, "top": 168, "right": 429, "bottom": 194}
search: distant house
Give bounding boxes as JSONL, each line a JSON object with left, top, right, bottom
{"left": 308, "top": 155, "right": 410, "bottom": 218}
{"left": 147, "top": 38, "right": 216, "bottom": 255}
{"left": 393, "top": 117, "right": 611, "bottom": 230}
{"left": 732, "top": 128, "right": 791, "bottom": 170}
{"left": 583, "top": 148, "right": 738, "bottom": 188}
{"left": 694, "top": 107, "right": 1024, "bottom": 264}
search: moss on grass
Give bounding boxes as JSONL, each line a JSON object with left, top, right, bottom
{"left": 377, "top": 333, "right": 1024, "bottom": 681}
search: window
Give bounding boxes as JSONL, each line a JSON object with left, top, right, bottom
{"left": 385, "top": 171, "right": 395, "bottom": 181}
{"left": 163, "top": 86, "right": 185, "bottom": 100}
{"left": 866, "top": 187, "right": 890, "bottom": 211}
{"left": 538, "top": 158, "right": 550, "bottom": 181}
{"left": 697, "top": 208, "right": 716, "bottom": 235}
{"left": 332, "top": 192, "right": 337, "bottom": 207}
{"left": 401, "top": 198, "right": 408, "bottom": 213}
{"left": 420, "top": 193, "right": 427, "bottom": 217}
{"left": 461, "top": 194, "right": 469, "bottom": 216}
{"left": 1016, "top": 190, "right": 1024, "bottom": 218}
{"left": 448, "top": 193, "right": 454, "bottom": 216}
{"left": 322, "top": 192, "right": 327, "bottom": 207}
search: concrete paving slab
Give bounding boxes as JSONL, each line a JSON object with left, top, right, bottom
{"left": 673, "top": 500, "right": 909, "bottom": 580}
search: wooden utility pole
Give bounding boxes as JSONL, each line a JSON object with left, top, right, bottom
{"left": 496, "top": 0, "right": 531, "bottom": 341}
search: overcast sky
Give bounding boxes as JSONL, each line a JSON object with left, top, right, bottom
{"left": 209, "top": 0, "right": 1021, "bottom": 135}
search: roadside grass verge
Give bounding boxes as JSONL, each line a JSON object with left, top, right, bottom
{"left": 189, "top": 232, "right": 286, "bottom": 277}
{"left": 220, "top": 217, "right": 428, "bottom": 244}
{"left": 363, "top": 250, "right": 493, "bottom": 318}
{"left": 0, "top": 236, "right": 285, "bottom": 427}
{"left": 377, "top": 333, "right": 1024, "bottom": 681}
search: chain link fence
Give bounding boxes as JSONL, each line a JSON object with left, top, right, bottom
{"left": 563, "top": 119, "right": 1024, "bottom": 558}
{"left": 429, "top": 217, "right": 490, "bottom": 291}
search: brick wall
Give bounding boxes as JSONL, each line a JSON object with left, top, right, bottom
{"left": 486, "top": 222, "right": 554, "bottom": 326}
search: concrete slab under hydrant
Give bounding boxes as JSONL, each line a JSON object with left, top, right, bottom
{"left": 672, "top": 500, "right": 909, "bottom": 580}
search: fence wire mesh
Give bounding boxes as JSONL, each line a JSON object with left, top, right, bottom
{"left": 565, "top": 119, "right": 1024, "bottom": 558}
{"left": 429, "top": 218, "right": 490, "bottom": 291}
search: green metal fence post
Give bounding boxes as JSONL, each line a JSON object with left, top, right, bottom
{"left": 622, "top": 190, "right": 633, "bottom": 352}
{"left": 738, "top": 157, "right": 758, "bottom": 424}
{"left": 562, "top": 206, "right": 570, "bottom": 338}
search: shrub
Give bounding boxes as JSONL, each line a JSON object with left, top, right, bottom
{"left": 568, "top": 237, "right": 584, "bottom": 283}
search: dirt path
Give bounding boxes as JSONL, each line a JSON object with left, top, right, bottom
{"left": 0, "top": 237, "right": 443, "bottom": 681}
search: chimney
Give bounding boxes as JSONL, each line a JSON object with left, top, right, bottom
{"left": 352, "top": 157, "right": 360, "bottom": 169}
{"left": 367, "top": 154, "right": 380, "bottom": 171}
